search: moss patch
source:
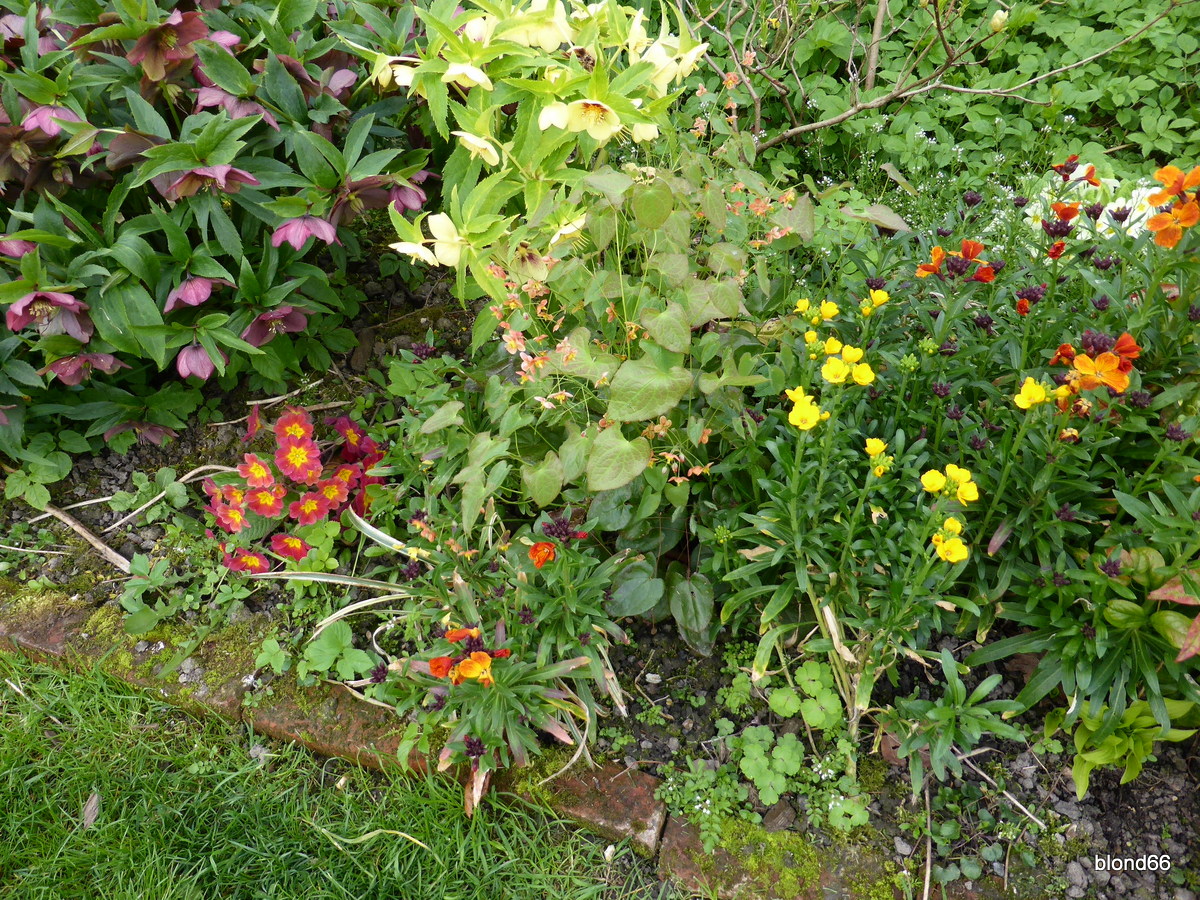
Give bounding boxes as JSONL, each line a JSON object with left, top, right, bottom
{"left": 713, "top": 818, "right": 823, "bottom": 898}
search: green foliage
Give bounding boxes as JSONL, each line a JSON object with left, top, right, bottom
{"left": 0, "top": 0, "right": 426, "bottom": 485}
{"left": 1060, "top": 699, "right": 1197, "bottom": 799}
{"left": 655, "top": 757, "right": 751, "bottom": 852}
{"left": 884, "top": 650, "right": 1023, "bottom": 795}
{"left": 300, "top": 621, "right": 376, "bottom": 681}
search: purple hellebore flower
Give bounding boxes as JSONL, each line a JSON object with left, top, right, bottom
{"left": 175, "top": 344, "right": 225, "bottom": 380}
{"left": 38, "top": 353, "right": 130, "bottom": 386}
{"left": 0, "top": 236, "right": 36, "bottom": 258}
{"left": 20, "top": 105, "right": 82, "bottom": 138}
{"left": 209, "top": 31, "right": 241, "bottom": 51}
{"left": 391, "top": 180, "right": 427, "bottom": 212}
{"left": 271, "top": 215, "right": 339, "bottom": 251}
{"left": 6, "top": 291, "right": 93, "bottom": 343}
{"left": 102, "top": 421, "right": 178, "bottom": 446}
{"left": 194, "top": 87, "right": 279, "bottom": 130}
{"left": 164, "top": 276, "right": 234, "bottom": 314}
{"left": 161, "top": 164, "right": 260, "bottom": 202}
{"left": 241, "top": 306, "right": 308, "bottom": 346}
{"left": 126, "top": 9, "right": 208, "bottom": 82}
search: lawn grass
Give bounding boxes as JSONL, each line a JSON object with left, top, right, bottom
{"left": 0, "top": 652, "right": 678, "bottom": 900}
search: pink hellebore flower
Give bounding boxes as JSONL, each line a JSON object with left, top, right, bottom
{"left": 127, "top": 10, "right": 209, "bottom": 82}
{"left": 161, "top": 164, "right": 259, "bottom": 202}
{"left": 38, "top": 353, "right": 130, "bottom": 386}
{"left": 21, "top": 105, "right": 82, "bottom": 138}
{"left": 194, "top": 87, "right": 279, "bottom": 130}
{"left": 0, "top": 236, "right": 36, "bottom": 258}
{"left": 241, "top": 306, "right": 308, "bottom": 346}
{"left": 175, "top": 344, "right": 225, "bottom": 380}
{"left": 6, "top": 291, "right": 93, "bottom": 343}
{"left": 164, "top": 276, "right": 234, "bottom": 313}
{"left": 271, "top": 216, "right": 339, "bottom": 251}
{"left": 0, "top": 404, "right": 14, "bottom": 426}
{"left": 102, "top": 421, "right": 178, "bottom": 445}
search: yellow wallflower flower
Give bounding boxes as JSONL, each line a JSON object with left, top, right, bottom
{"left": 804, "top": 330, "right": 819, "bottom": 345}
{"left": 935, "top": 536, "right": 969, "bottom": 563}
{"left": 851, "top": 363, "right": 875, "bottom": 385}
{"left": 864, "top": 438, "right": 887, "bottom": 457}
{"left": 957, "top": 481, "right": 979, "bottom": 504}
{"left": 819, "top": 300, "right": 839, "bottom": 320}
{"left": 823, "top": 336, "right": 843, "bottom": 355}
{"left": 1013, "top": 377, "right": 1049, "bottom": 409}
{"left": 821, "top": 357, "right": 849, "bottom": 384}
{"left": 943, "top": 517, "right": 963, "bottom": 534}
{"left": 873, "top": 464, "right": 888, "bottom": 477}
{"left": 860, "top": 304, "right": 873, "bottom": 317}
{"left": 794, "top": 298, "right": 811, "bottom": 314}
{"left": 921, "top": 470, "right": 947, "bottom": 492}
{"left": 869, "top": 289, "right": 889, "bottom": 307}
{"left": 944, "top": 464, "right": 972, "bottom": 484}
{"left": 841, "top": 345, "right": 864, "bottom": 364}
{"left": 789, "top": 403, "right": 821, "bottom": 430}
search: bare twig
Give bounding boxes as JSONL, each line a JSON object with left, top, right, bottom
{"left": 0, "top": 542, "right": 68, "bottom": 556}
{"left": 28, "top": 496, "right": 114, "bottom": 525}
{"left": 959, "top": 751, "right": 1048, "bottom": 830}
{"left": 863, "top": 0, "right": 890, "bottom": 91}
{"left": 922, "top": 783, "right": 933, "bottom": 900}
{"left": 756, "top": 0, "right": 1186, "bottom": 152}
{"left": 41, "top": 504, "right": 130, "bottom": 574}
{"left": 102, "top": 464, "right": 237, "bottom": 534}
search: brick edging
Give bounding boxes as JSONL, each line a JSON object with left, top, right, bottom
{"left": 1, "top": 592, "right": 1004, "bottom": 899}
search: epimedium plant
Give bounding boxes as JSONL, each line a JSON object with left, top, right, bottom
{"left": 0, "top": 0, "right": 429, "bottom": 502}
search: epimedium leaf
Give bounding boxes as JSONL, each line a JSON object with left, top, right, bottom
{"left": 586, "top": 427, "right": 650, "bottom": 492}
{"left": 605, "top": 355, "right": 692, "bottom": 422}
{"left": 666, "top": 567, "right": 714, "bottom": 634}
{"left": 419, "top": 400, "right": 465, "bottom": 434}
{"left": 631, "top": 179, "right": 674, "bottom": 229}
{"left": 521, "top": 451, "right": 563, "bottom": 508}
{"left": 605, "top": 558, "right": 664, "bottom": 618}
{"left": 640, "top": 302, "right": 691, "bottom": 353}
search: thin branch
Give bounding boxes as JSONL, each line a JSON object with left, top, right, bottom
{"left": 756, "top": 0, "right": 1186, "bottom": 152}
{"left": 102, "top": 464, "right": 237, "bottom": 534}
{"left": 863, "top": 0, "right": 890, "bottom": 91}
{"left": 959, "top": 751, "right": 1047, "bottom": 830}
{"left": 42, "top": 504, "right": 131, "bottom": 574}
{"left": 0, "top": 543, "right": 68, "bottom": 556}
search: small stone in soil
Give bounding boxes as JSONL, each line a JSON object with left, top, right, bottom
{"left": 644, "top": 673, "right": 662, "bottom": 684}
{"left": 894, "top": 837, "right": 914, "bottom": 857}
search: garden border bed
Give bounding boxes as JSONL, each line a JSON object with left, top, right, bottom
{"left": 0, "top": 583, "right": 1012, "bottom": 900}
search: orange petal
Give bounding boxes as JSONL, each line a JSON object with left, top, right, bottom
{"left": 1113, "top": 332, "right": 1140, "bottom": 360}
{"left": 1154, "top": 225, "right": 1183, "bottom": 249}
{"left": 1177, "top": 200, "right": 1199, "bottom": 228}
{"left": 1154, "top": 165, "right": 1184, "bottom": 189}
{"left": 960, "top": 239, "right": 984, "bottom": 260}
{"left": 1146, "top": 211, "right": 1175, "bottom": 232}
{"left": 1185, "top": 167, "right": 1200, "bottom": 191}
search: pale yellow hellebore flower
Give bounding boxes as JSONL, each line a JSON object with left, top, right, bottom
{"left": 566, "top": 99, "right": 622, "bottom": 141}
{"left": 389, "top": 240, "right": 436, "bottom": 266}
{"left": 371, "top": 54, "right": 418, "bottom": 90}
{"left": 442, "top": 61, "right": 493, "bottom": 91}
{"left": 428, "top": 214, "right": 468, "bottom": 266}
{"left": 630, "top": 122, "right": 659, "bottom": 142}
{"left": 507, "top": 0, "right": 572, "bottom": 52}
{"left": 452, "top": 130, "right": 500, "bottom": 166}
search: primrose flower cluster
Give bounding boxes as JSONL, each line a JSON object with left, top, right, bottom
{"left": 206, "top": 406, "right": 386, "bottom": 575}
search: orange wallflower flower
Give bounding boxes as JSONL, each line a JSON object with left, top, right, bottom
{"left": 916, "top": 246, "right": 945, "bottom": 277}
{"left": 429, "top": 656, "right": 455, "bottom": 678}
{"left": 1078, "top": 165, "right": 1101, "bottom": 187}
{"left": 1147, "top": 200, "right": 1199, "bottom": 249}
{"left": 1073, "top": 352, "right": 1130, "bottom": 393}
{"left": 1148, "top": 165, "right": 1200, "bottom": 205}
{"left": 530, "top": 541, "right": 556, "bottom": 568}
{"left": 956, "top": 239, "right": 985, "bottom": 261}
{"left": 1047, "top": 241, "right": 1066, "bottom": 260}
{"left": 1112, "top": 332, "right": 1141, "bottom": 373}
{"left": 1051, "top": 202, "right": 1080, "bottom": 222}
{"left": 1050, "top": 343, "right": 1076, "bottom": 365}
{"left": 454, "top": 651, "right": 494, "bottom": 686}
{"left": 445, "top": 627, "right": 481, "bottom": 643}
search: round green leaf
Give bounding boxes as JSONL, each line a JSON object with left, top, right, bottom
{"left": 605, "top": 355, "right": 693, "bottom": 422}
{"left": 521, "top": 451, "right": 563, "bottom": 508}
{"left": 586, "top": 427, "right": 651, "bottom": 491}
